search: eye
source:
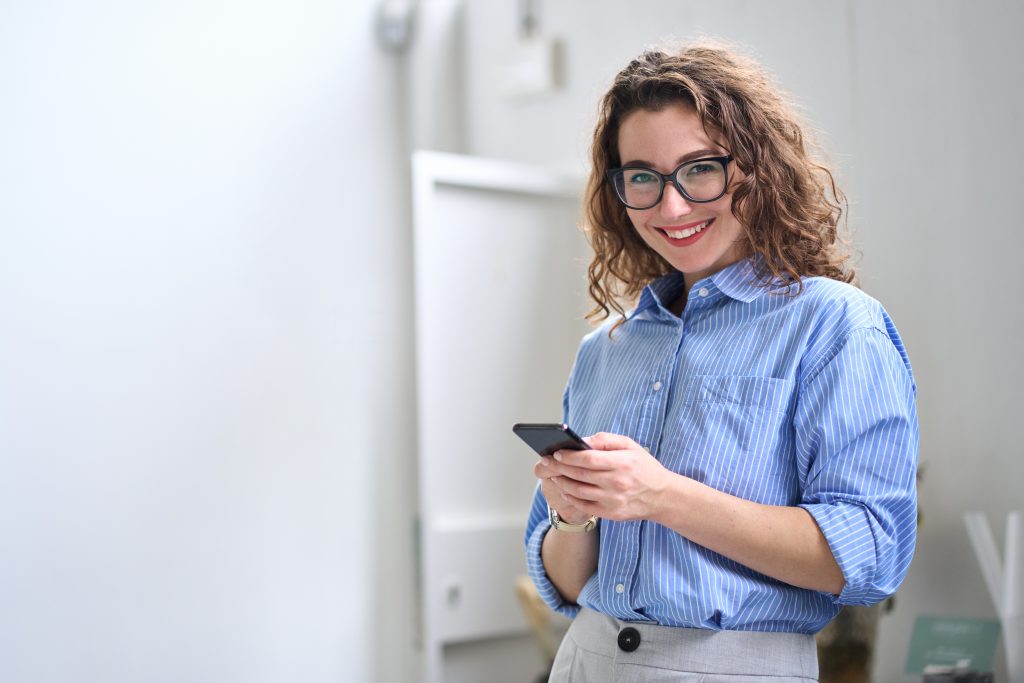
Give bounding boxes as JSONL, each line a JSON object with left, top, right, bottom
{"left": 626, "top": 170, "right": 659, "bottom": 185}
{"left": 685, "top": 162, "right": 717, "bottom": 176}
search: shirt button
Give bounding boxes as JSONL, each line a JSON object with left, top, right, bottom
{"left": 615, "top": 583, "right": 625, "bottom": 594}
{"left": 652, "top": 380, "right": 662, "bottom": 392}
{"left": 698, "top": 287, "right": 710, "bottom": 297}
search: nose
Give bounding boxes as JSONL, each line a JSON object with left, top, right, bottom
{"left": 659, "top": 182, "right": 693, "bottom": 218}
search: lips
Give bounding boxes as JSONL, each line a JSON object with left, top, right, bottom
{"left": 655, "top": 218, "right": 715, "bottom": 245}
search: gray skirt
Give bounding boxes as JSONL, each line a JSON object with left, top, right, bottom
{"left": 550, "top": 608, "right": 818, "bottom": 683}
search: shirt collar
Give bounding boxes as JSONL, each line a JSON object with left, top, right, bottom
{"left": 627, "top": 258, "right": 766, "bottom": 321}
{"left": 631, "top": 271, "right": 686, "bottom": 319}
{"left": 706, "top": 258, "right": 763, "bottom": 303}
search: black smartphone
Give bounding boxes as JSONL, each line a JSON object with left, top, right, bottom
{"left": 512, "top": 423, "right": 590, "bottom": 457}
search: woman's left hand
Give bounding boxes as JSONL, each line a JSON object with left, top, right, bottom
{"left": 544, "top": 431, "right": 675, "bottom": 522}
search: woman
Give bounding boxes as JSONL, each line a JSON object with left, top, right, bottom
{"left": 524, "top": 42, "right": 918, "bottom": 682}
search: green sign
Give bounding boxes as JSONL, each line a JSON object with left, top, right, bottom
{"left": 904, "top": 615, "right": 1001, "bottom": 674}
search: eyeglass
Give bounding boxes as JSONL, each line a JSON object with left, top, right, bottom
{"left": 606, "top": 155, "right": 733, "bottom": 210}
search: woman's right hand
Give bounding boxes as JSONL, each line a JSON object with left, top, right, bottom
{"left": 535, "top": 454, "right": 592, "bottom": 525}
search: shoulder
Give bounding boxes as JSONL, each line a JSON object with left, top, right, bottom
{"left": 575, "top": 315, "right": 621, "bottom": 357}
{"left": 569, "top": 312, "right": 650, "bottom": 376}
{"left": 790, "top": 277, "right": 887, "bottom": 332}
{"left": 790, "top": 277, "right": 913, "bottom": 383}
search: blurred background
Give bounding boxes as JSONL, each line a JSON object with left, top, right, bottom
{"left": 1, "top": 1, "right": 1021, "bottom": 682}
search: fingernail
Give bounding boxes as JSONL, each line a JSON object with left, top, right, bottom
{"left": 538, "top": 457, "right": 548, "bottom": 466}
{"left": 553, "top": 452, "right": 563, "bottom": 462}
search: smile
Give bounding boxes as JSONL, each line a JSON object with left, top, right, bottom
{"left": 657, "top": 218, "right": 714, "bottom": 240}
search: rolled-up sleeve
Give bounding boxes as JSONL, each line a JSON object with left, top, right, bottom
{"left": 795, "top": 325, "right": 919, "bottom": 606}
{"left": 524, "top": 485, "right": 581, "bottom": 618}
{"left": 524, "top": 377, "right": 583, "bottom": 618}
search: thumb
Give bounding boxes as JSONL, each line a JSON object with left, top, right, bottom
{"left": 585, "top": 431, "right": 639, "bottom": 451}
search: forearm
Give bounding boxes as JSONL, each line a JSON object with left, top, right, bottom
{"left": 654, "top": 473, "right": 845, "bottom": 595}
{"left": 540, "top": 525, "right": 599, "bottom": 605}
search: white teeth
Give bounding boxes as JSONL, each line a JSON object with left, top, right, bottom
{"left": 664, "top": 220, "right": 709, "bottom": 239}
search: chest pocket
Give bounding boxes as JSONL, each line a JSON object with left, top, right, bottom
{"left": 673, "top": 375, "right": 795, "bottom": 498}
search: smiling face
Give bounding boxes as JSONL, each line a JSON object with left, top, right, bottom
{"left": 616, "top": 103, "right": 747, "bottom": 291}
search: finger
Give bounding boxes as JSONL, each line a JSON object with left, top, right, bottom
{"left": 543, "top": 474, "right": 585, "bottom": 498}
{"left": 555, "top": 476, "right": 604, "bottom": 503}
{"left": 541, "top": 472, "right": 567, "bottom": 492}
{"left": 534, "top": 457, "right": 560, "bottom": 479}
{"left": 559, "top": 491, "right": 598, "bottom": 517}
{"left": 561, "top": 487, "right": 626, "bottom": 521}
{"left": 552, "top": 447, "right": 616, "bottom": 471}
{"left": 539, "top": 480, "right": 568, "bottom": 508}
{"left": 541, "top": 458, "right": 605, "bottom": 484}
{"left": 585, "top": 431, "right": 641, "bottom": 451}
{"left": 537, "top": 456, "right": 596, "bottom": 478}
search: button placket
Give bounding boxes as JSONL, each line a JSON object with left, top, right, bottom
{"left": 635, "top": 327, "right": 675, "bottom": 451}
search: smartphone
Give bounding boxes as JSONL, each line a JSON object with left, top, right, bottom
{"left": 512, "top": 423, "right": 590, "bottom": 457}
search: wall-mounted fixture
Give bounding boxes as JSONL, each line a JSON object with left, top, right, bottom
{"left": 376, "top": 0, "right": 416, "bottom": 53}
{"left": 503, "top": 0, "right": 561, "bottom": 99}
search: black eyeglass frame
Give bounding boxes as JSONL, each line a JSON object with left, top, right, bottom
{"left": 605, "top": 155, "right": 734, "bottom": 210}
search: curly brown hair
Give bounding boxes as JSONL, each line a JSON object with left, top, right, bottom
{"left": 585, "top": 41, "right": 855, "bottom": 325}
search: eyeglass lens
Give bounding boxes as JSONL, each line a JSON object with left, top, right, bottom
{"left": 614, "top": 158, "right": 727, "bottom": 209}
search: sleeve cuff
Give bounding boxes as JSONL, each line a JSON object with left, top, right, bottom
{"left": 801, "top": 502, "right": 880, "bottom": 605}
{"left": 525, "top": 519, "right": 581, "bottom": 619}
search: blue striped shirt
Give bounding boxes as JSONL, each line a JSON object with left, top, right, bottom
{"left": 525, "top": 258, "right": 918, "bottom": 633}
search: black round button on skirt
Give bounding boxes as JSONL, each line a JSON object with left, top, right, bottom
{"left": 617, "top": 626, "right": 641, "bottom": 652}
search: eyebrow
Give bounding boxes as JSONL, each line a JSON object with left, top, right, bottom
{"left": 621, "top": 148, "right": 724, "bottom": 168}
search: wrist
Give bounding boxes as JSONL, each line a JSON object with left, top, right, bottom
{"left": 650, "top": 472, "right": 689, "bottom": 528}
{"left": 555, "top": 510, "right": 590, "bottom": 525}
{"left": 548, "top": 506, "right": 599, "bottom": 533}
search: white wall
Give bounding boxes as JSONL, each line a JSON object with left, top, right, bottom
{"left": 3, "top": 1, "right": 1020, "bottom": 681}
{"left": 0, "top": 1, "right": 417, "bottom": 681}
{"left": 459, "top": 1, "right": 1024, "bottom": 681}
{"left": 851, "top": 4, "right": 1024, "bottom": 681}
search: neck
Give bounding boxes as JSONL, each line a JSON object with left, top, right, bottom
{"left": 669, "top": 291, "right": 687, "bottom": 317}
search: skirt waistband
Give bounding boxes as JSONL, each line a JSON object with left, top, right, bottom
{"left": 566, "top": 607, "right": 818, "bottom": 680}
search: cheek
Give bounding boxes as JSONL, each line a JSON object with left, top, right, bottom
{"left": 626, "top": 208, "right": 663, "bottom": 241}
{"left": 722, "top": 214, "right": 748, "bottom": 249}
{"left": 712, "top": 197, "right": 743, "bottom": 232}
{"left": 624, "top": 209, "right": 651, "bottom": 241}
